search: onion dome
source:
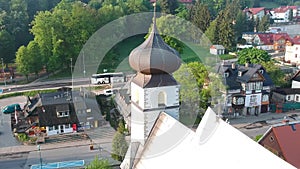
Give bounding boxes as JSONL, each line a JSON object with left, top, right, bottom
{"left": 129, "top": 8, "right": 181, "bottom": 74}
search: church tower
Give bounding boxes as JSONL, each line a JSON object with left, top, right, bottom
{"left": 128, "top": 4, "right": 181, "bottom": 145}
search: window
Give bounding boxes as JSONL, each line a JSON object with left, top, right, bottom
{"left": 262, "top": 95, "right": 269, "bottom": 102}
{"left": 158, "top": 91, "right": 167, "bottom": 107}
{"left": 65, "top": 124, "right": 70, "bottom": 129}
{"left": 287, "top": 95, "right": 291, "bottom": 101}
{"left": 49, "top": 126, "right": 54, "bottom": 131}
{"left": 224, "top": 72, "right": 229, "bottom": 77}
{"left": 259, "top": 70, "right": 264, "bottom": 74}
{"left": 296, "top": 96, "right": 299, "bottom": 101}
{"left": 238, "top": 71, "right": 243, "bottom": 76}
{"left": 295, "top": 54, "right": 298, "bottom": 58}
{"left": 57, "top": 111, "right": 69, "bottom": 117}
{"left": 233, "top": 97, "right": 244, "bottom": 105}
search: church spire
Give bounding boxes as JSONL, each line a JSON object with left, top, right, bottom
{"left": 128, "top": 2, "right": 181, "bottom": 75}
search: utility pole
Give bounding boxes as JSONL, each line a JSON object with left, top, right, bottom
{"left": 1, "top": 58, "right": 6, "bottom": 86}
{"left": 71, "top": 58, "right": 73, "bottom": 90}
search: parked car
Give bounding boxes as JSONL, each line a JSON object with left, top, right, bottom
{"left": 1, "top": 103, "right": 22, "bottom": 114}
{"left": 103, "top": 89, "right": 113, "bottom": 96}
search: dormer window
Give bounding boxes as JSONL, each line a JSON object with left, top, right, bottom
{"left": 57, "top": 111, "right": 69, "bottom": 117}
{"left": 224, "top": 72, "right": 229, "bottom": 77}
{"left": 238, "top": 71, "right": 243, "bottom": 76}
{"left": 259, "top": 69, "right": 264, "bottom": 74}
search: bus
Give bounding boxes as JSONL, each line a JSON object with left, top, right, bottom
{"left": 90, "top": 72, "right": 125, "bottom": 84}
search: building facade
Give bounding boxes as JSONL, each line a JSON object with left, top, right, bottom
{"left": 217, "top": 62, "right": 274, "bottom": 117}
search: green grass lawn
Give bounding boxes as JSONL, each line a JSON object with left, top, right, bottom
{"left": 36, "top": 35, "right": 212, "bottom": 80}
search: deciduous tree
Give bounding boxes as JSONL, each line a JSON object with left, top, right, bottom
{"left": 237, "top": 47, "right": 271, "bottom": 64}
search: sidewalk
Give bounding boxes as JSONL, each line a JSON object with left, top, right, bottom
{"left": 229, "top": 111, "right": 300, "bottom": 128}
{"left": 0, "top": 132, "right": 115, "bottom": 157}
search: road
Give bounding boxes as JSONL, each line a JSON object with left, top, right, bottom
{"left": 0, "top": 142, "right": 119, "bottom": 169}
{"left": 1, "top": 78, "right": 90, "bottom": 94}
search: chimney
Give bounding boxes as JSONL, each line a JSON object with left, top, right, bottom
{"left": 245, "top": 62, "right": 249, "bottom": 68}
{"left": 232, "top": 62, "right": 236, "bottom": 70}
{"left": 282, "top": 116, "right": 289, "bottom": 124}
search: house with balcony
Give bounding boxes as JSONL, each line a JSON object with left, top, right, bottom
{"left": 24, "top": 88, "right": 104, "bottom": 136}
{"left": 270, "top": 6, "right": 295, "bottom": 23}
{"left": 217, "top": 62, "right": 274, "bottom": 117}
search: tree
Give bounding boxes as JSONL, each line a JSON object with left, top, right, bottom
{"left": 0, "top": 30, "right": 14, "bottom": 63}
{"left": 85, "top": 156, "right": 112, "bottom": 169}
{"left": 237, "top": 47, "right": 271, "bottom": 64}
{"left": 288, "top": 8, "right": 293, "bottom": 21}
{"left": 257, "top": 15, "right": 270, "bottom": 32}
{"left": 15, "top": 45, "right": 31, "bottom": 81}
{"left": 261, "top": 61, "right": 287, "bottom": 87}
{"left": 205, "top": 19, "right": 218, "bottom": 44}
{"left": 234, "top": 10, "right": 248, "bottom": 40}
{"left": 217, "top": 10, "right": 235, "bottom": 51}
{"left": 191, "top": 1, "right": 211, "bottom": 33}
{"left": 111, "top": 121, "right": 128, "bottom": 161}
{"left": 158, "top": 0, "right": 179, "bottom": 15}
{"left": 26, "top": 41, "right": 43, "bottom": 77}
{"left": 175, "top": 4, "right": 190, "bottom": 20}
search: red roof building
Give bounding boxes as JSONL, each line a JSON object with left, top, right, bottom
{"left": 259, "top": 121, "right": 300, "bottom": 168}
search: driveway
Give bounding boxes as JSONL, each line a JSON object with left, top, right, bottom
{"left": 0, "top": 96, "right": 26, "bottom": 148}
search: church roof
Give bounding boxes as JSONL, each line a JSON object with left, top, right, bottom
{"left": 122, "top": 108, "right": 295, "bottom": 169}
{"left": 132, "top": 72, "right": 178, "bottom": 88}
{"left": 128, "top": 11, "right": 181, "bottom": 74}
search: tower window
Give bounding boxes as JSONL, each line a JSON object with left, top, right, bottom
{"left": 158, "top": 91, "right": 166, "bottom": 107}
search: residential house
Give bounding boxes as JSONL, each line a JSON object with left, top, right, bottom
{"left": 273, "top": 33, "right": 293, "bottom": 52}
{"left": 24, "top": 89, "right": 104, "bottom": 136}
{"left": 120, "top": 108, "right": 295, "bottom": 169}
{"left": 284, "top": 35, "right": 300, "bottom": 65}
{"left": 258, "top": 121, "right": 300, "bottom": 168}
{"left": 243, "top": 7, "right": 266, "bottom": 20}
{"left": 242, "top": 32, "right": 292, "bottom": 52}
{"left": 210, "top": 45, "right": 225, "bottom": 55}
{"left": 271, "top": 6, "right": 296, "bottom": 23}
{"left": 217, "top": 62, "right": 274, "bottom": 117}
{"left": 271, "top": 88, "right": 300, "bottom": 113}
{"left": 253, "top": 33, "right": 274, "bottom": 51}
{"left": 291, "top": 70, "right": 300, "bottom": 88}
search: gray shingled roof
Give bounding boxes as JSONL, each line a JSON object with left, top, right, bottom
{"left": 132, "top": 72, "right": 178, "bottom": 88}
{"left": 216, "top": 62, "right": 274, "bottom": 90}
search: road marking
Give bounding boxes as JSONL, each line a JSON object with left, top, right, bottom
{"left": 30, "top": 160, "right": 85, "bottom": 169}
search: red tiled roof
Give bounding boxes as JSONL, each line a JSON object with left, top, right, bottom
{"left": 246, "top": 7, "right": 265, "bottom": 15}
{"left": 293, "top": 36, "right": 300, "bottom": 44}
{"left": 273, "top": 33, "right": 292, "bottom": 42}
{"left": 273, "top": 6, "right": 293, "bottom": 13}
{"left": 272, "top": 123, "right": 300, "bottom": 168}
{"left": 257, "top": 33, "right": 273, "bottom": 45}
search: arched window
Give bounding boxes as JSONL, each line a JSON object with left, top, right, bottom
{"left": 158, "top": 91, "right": 166, "bottom": 107}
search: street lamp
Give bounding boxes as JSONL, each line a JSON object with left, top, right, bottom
{"left": 83, "top": 51, "right": 86, "bottom": 78}
{"left": 37, "top": 144, "right": 42, "bottom": 169}
{"left": 1, "top": 58, "right": 6, "bottom": 86}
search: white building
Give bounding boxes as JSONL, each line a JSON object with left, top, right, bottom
{"left": 271, "top": 6, "right": 293, "bottom": 23}
{"left": 127, "top": 10, "right": 181, "bottom": 145}
{"left": 121, "top": 108, "right": 295, "bottom": 169}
